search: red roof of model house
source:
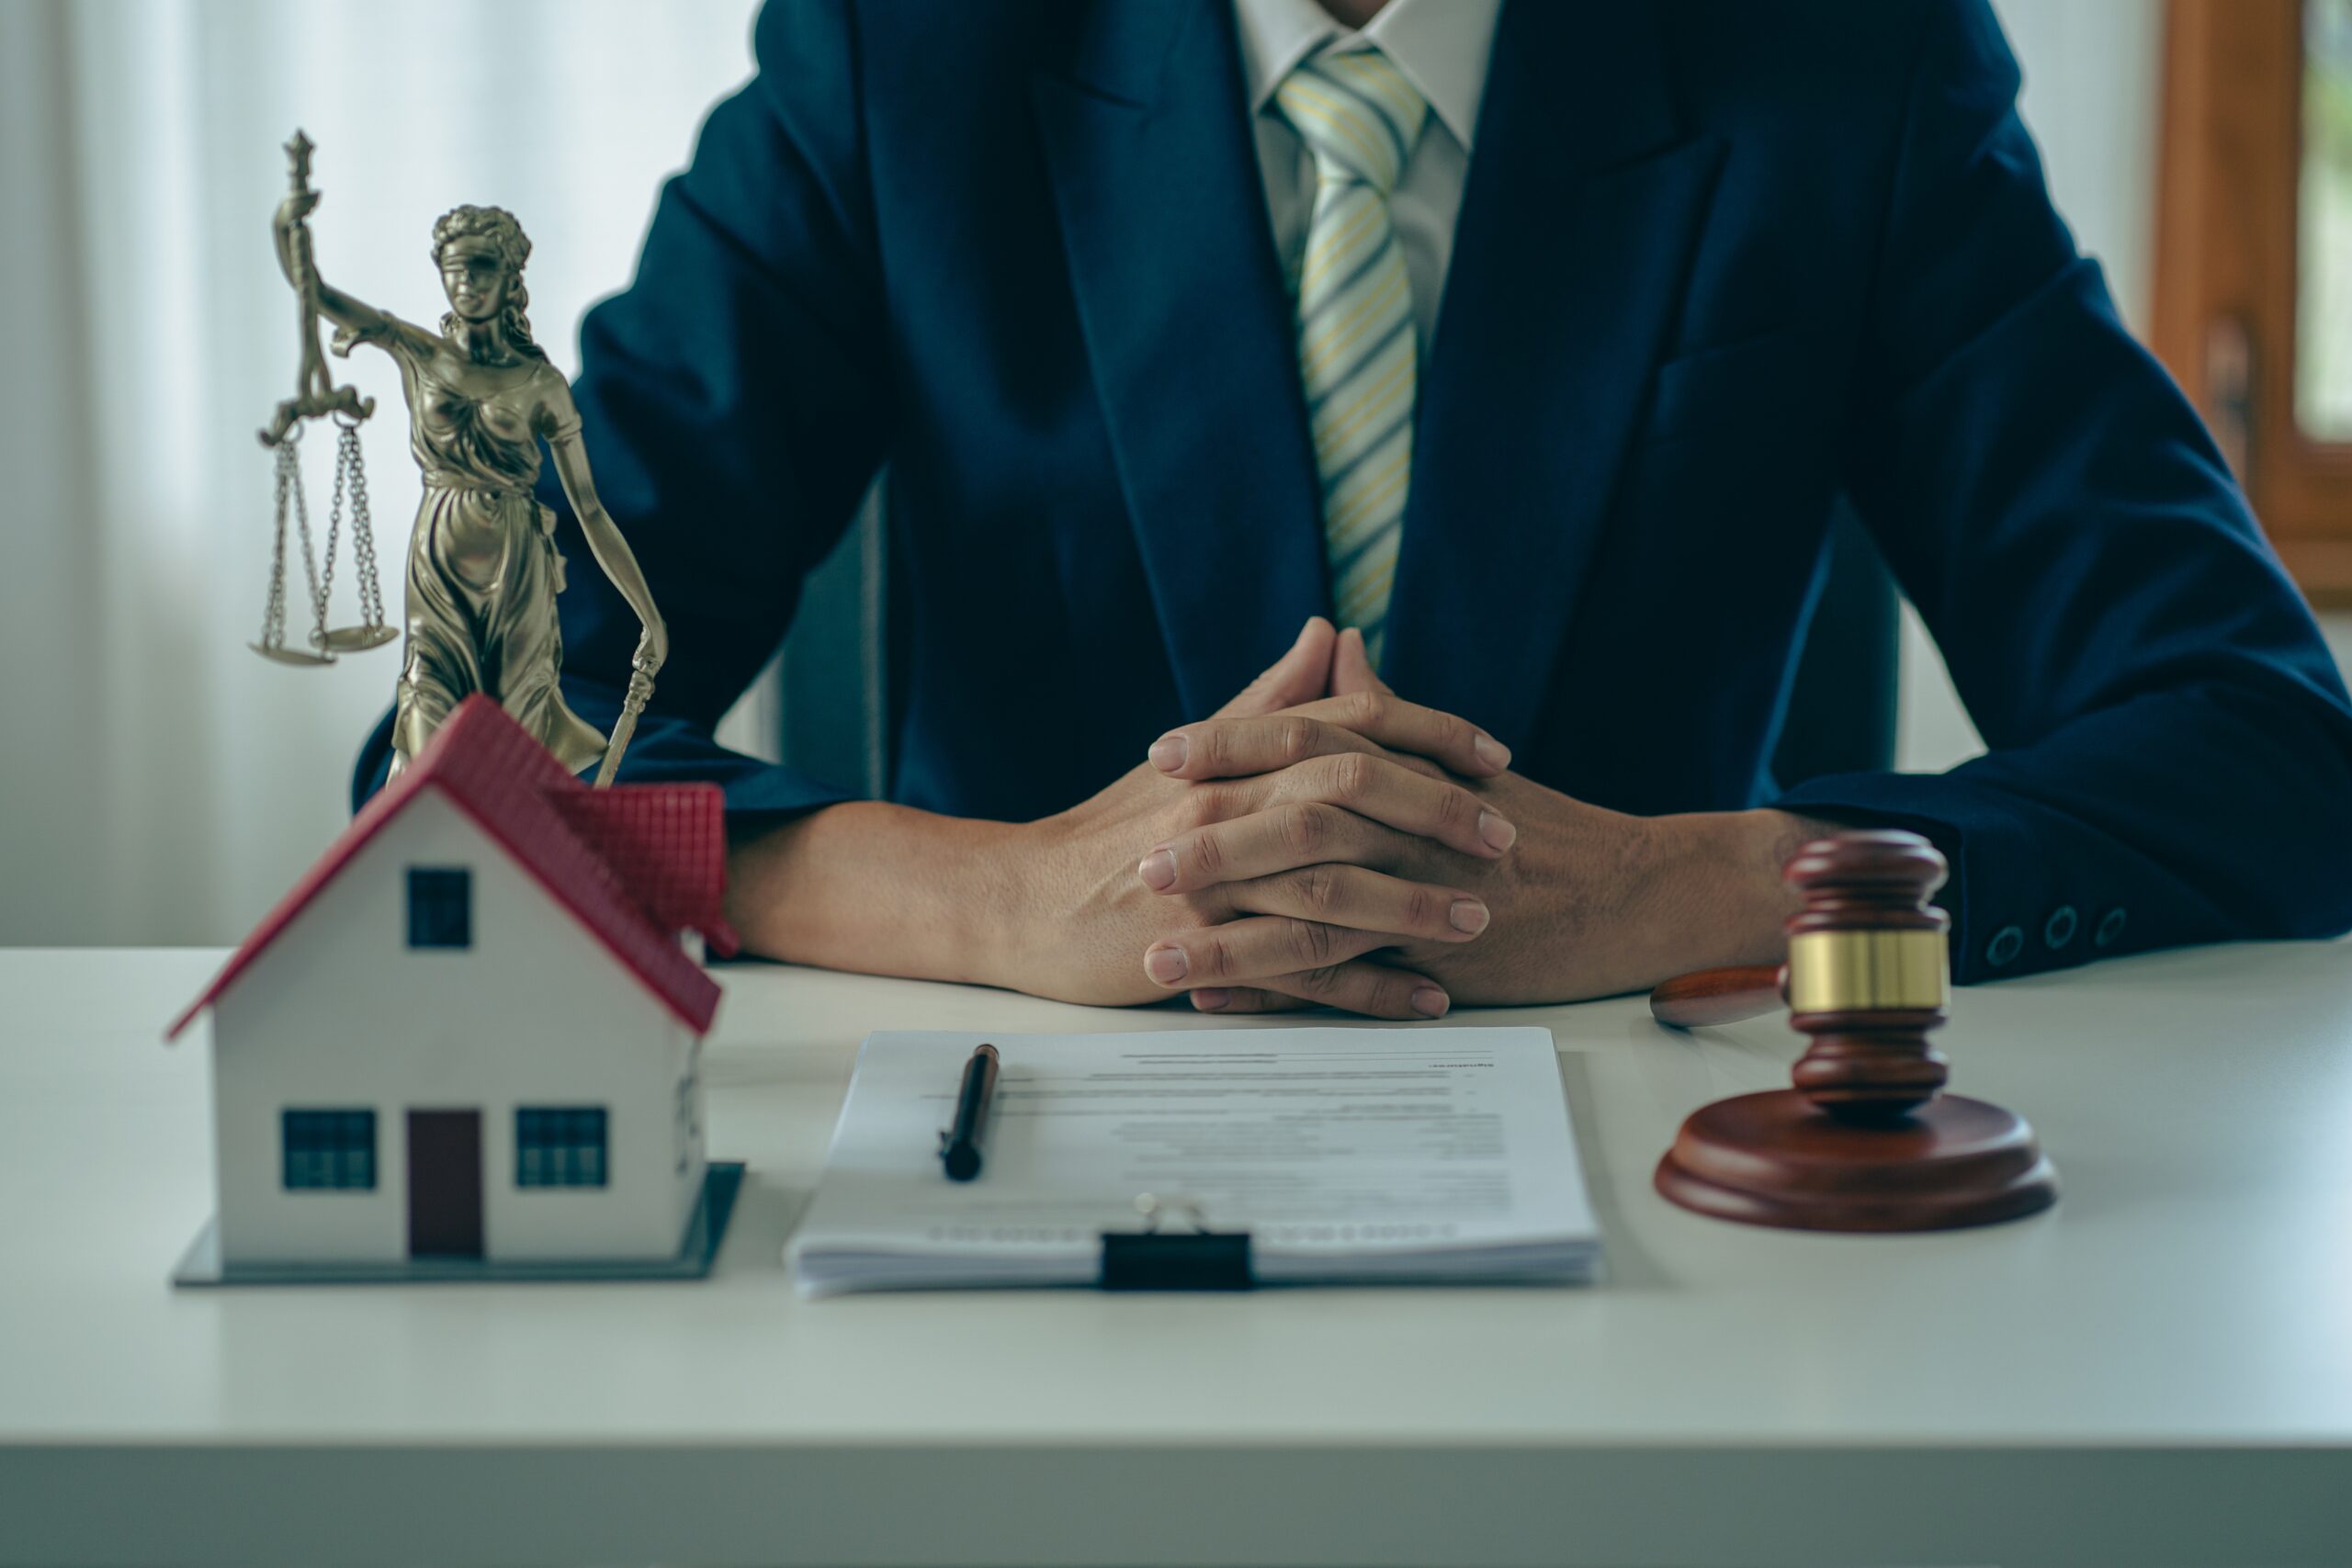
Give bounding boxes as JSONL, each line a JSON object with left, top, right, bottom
{"left": 168, "top": 696, "right": 741, "bottom": 1040}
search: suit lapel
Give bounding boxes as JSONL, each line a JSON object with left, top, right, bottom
{"left": 1381, "top": 4, "right": 1727, "bottom": 753}
{"left": 1033, "top": 3, "right": 1329, "bottom": 720}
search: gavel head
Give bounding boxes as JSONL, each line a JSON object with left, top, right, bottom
{"left": 1781, "top": 830, "right": 1952, "bottom": 1121}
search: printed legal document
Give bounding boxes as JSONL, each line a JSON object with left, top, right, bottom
{"left": 788, "top": 1026, "right": 1600, "bottom": 1294}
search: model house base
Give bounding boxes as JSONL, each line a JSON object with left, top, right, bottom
{"left": 172, "top": 1162, "right": 744, "bottom": 1287}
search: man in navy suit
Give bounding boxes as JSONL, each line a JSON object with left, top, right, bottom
{"left": 361, "top": 0, "right": 2352, "bottom": 1017}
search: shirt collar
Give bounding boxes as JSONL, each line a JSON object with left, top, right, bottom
{"left": 1232, "top": 0, "right": 1500, "bottom": 151}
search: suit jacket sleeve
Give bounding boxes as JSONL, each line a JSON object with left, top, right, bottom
{"left": 1774, "top": 0, "right": 2352, "bottom": 982}
{"left": 354, "top": 0, "right": 888, "bottom": 822}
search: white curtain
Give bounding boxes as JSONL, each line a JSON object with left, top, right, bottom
{"left": 0, "top": 0, "right": 759, "bottom": 945}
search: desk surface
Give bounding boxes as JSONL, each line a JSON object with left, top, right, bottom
{"left": 3, "top": 943, "right": 2349, "bottom": 1567}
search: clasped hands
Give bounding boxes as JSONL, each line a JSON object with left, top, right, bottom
{"left": 727, "top": 617, "right": 1825, "bottom": 1010}
{"left": 1007, "top": 617, "right": 1796, "bottom": 1018}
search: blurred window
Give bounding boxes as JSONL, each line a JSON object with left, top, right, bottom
{"left": 2156, "top": 0, "right": 2352, "bottom": 604}
{"left": 2300, "top": 0, "right": 2352, "bottom": 440}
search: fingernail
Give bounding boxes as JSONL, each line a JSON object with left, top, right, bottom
{"left": 1449, "top": 898, "right": 1489, "bottom": 935}
{"left": 1149, "top": 734, "right": 1188, "bottom": 772}
{"left": 1473, "top": 732, "right": 1510, "bottom": 772}
{"left": 1145, "top": 944, "right": 1190, "bottom": 986}
{"left": 1137, "top": 849, "right": 1177, "bottom": 890}
{"left": 1410, "top": 986, "right": 1450, "bottom": 1018}
{"left": 1193, "top": 988, "right": 1231, "bottom": 1011}
{"left": 1478, "top": 809, "right": 1518, "bottom": 852}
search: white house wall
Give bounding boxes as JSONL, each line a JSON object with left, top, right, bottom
{"left": 206, "top": 788, "right": 707, "bottom": 1266}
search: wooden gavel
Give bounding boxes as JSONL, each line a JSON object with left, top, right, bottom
{"left": 1652, "top": 829, "right": 1952, "bottom": 1115}
{"left": 1647, "top": 829, "right": 2057, "bottom": 1231}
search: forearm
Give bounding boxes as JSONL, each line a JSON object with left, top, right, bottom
{"left": 273, "top": 221, "right": 302, "bottom": 290}
{"left": 310, "top": 279, "right": 384, "bottom": 339}
{"left": 277, "top": 224, "right": 383, "bottom": 340}
{"left": 573, "top": 509, "right": 662, "bottom": 630}
{"left": 725, "top": 801, "right": 1023, "bottom": 986}
{"left": 1624, "top": 807, "right": 1832, "bottom": 983}
{"left": 1505, "top": 806, "right": 1823, "bottom": 1002}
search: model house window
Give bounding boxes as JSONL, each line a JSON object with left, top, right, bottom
{"left": 282, "top": 1109, "right": 377, "bottom": 1190}
{"left": 407, "top": 866, "right": 472, "bottom": 949}
{"left": 516, "top": 1106, "right": 608, "bottom": 1188}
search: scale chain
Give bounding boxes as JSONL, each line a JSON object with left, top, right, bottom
{"left": 260, "top": 442, "right": 296, "bottom": 651}
{"left": 288, "top": 432, "right": 330, "bottom": 650}
{"left": 320, "top": 423, "right": 345, "bottom": 615}
{"left": 344, "top": 423, "right": 384, "bottom": 628}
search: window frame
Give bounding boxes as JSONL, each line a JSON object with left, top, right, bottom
{"left": 514, "top": 1105, "right": 610, "bottom": 1190}
{"left": 281, "top": 1108, "right": 379, "bottom": 1190}
{"left": 405, "top": 865, "right": 474, "bottom": 951}
{"left": 2154, "top": 0, "right": 2352, "bottom": 604}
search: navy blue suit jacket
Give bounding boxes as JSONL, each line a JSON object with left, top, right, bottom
{"left": 358, "top": 0, "right": 2352, "bottom": 985}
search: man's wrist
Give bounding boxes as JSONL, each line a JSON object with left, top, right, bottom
{"left": 1633, "top": 807, "right": 1835, "bottom": 980}
{"left": 725, "top": 802, "right": 1027, "bottom": 987}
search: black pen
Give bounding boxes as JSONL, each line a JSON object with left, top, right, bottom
{"left": 938, "top": 1042, "right": 1000, "bottom": 1181}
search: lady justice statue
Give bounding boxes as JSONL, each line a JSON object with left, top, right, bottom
{"left": 266, "top": 132, "right": 665, "bottom": 784}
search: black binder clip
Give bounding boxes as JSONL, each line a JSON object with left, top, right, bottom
{"left": 1098, "top": 1194, "right": 1253, "bottom": 1292}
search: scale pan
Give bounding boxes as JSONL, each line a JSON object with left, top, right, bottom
{"left": 249, "top": 642, "right": 335, "bottom": 667}
{"left": 322, "top": 624, "right": 399, "bottom": 652}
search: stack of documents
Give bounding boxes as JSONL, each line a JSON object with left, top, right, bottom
{"left": 787, "top": 1026, "right": 1601, "bottom": 1295}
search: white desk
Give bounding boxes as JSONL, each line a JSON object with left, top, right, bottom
{"left": 3, "top": 943, "right": 2349, "bottom": 1567}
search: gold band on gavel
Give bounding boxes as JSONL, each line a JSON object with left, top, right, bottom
{"left": 1785, "top": 929, "right": 1950, "bottom": 1013}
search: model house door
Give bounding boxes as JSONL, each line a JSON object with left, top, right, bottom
{"left": 406, "top": 1110, "right": 484, "bottom": 1258}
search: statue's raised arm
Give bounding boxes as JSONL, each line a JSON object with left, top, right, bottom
{"left": 260, "top": 131, "right": 373, "bottom": 446}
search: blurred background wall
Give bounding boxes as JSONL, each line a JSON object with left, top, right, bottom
{"left": 0, "top": 0, "right": 2343, "bottom": 947}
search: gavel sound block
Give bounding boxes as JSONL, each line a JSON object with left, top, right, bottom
{"left": 1651, "top": 831, "right": 2058, "bottom": 1233}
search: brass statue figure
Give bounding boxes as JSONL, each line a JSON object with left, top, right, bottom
{"left": 269, "top": 133, "right": 666, "bottom": 784}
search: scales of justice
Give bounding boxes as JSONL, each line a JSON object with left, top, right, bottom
{"left": 249, "top": 130, "right": 667, "bottom": 788}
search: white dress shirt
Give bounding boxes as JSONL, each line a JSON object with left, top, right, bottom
{"left": 1232, "top": 0, "right": 1502, "bottom": 357}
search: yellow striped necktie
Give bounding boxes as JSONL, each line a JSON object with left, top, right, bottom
{"left": 1274, "top": 48, "right": 1429, "bottom": 669}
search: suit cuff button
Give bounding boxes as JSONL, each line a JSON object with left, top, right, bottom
{"left": 2095, "top": 907, "right": 2128, "bottom": 948}
{"left": 1985, "top": 925, "right": 2025, "bottom": 968}
{"left": 2042, "top": 904, "right": 2078, "bottom": 949}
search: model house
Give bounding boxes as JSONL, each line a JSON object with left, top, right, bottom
{"left": 167, "top": 695, "right": 740, "bottom": 1275}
